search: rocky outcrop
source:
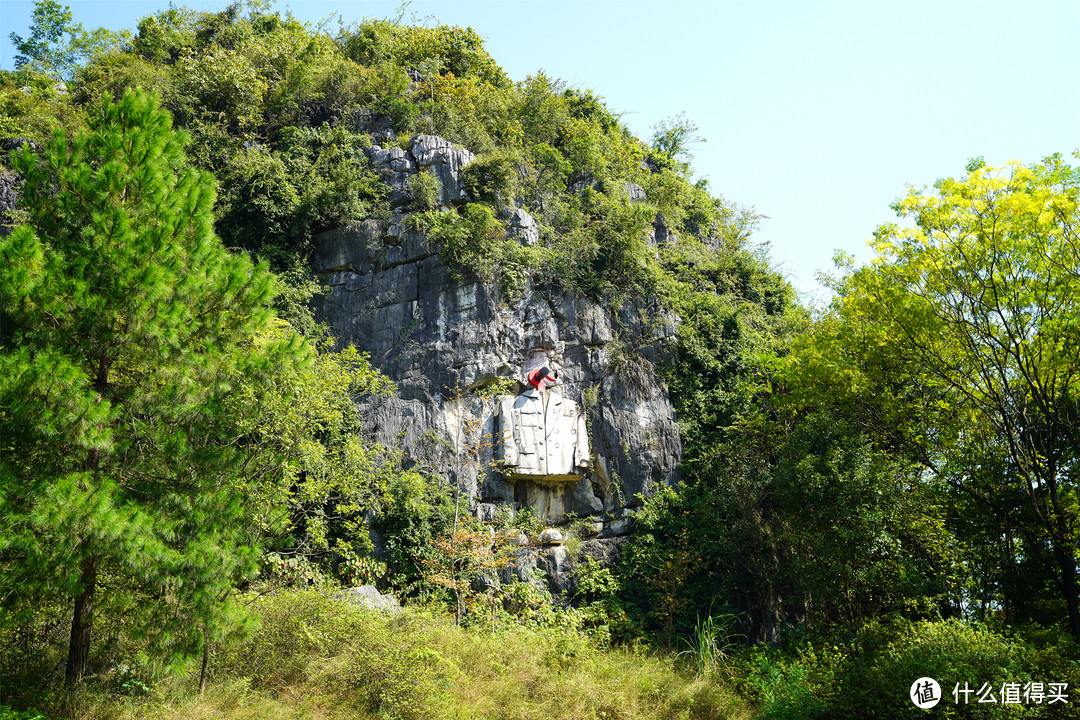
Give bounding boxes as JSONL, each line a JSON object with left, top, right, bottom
{"left": 0, "top": 174, "right": 19, "bottom": 237}
{"left": 504, "top": 207, "right": 540, "bottom": 246}
{"left": 1, "top": 139, "right": 33, "bottom": 238}
{"left": 651, "top": 213, "right": 678, "bottom": 246}
{"left": 313, "top": 135, "right": 682, "bottom": 548}
{"left": 492, "top": 535, "right": 629, "bottom": 597}
{"left": 624, "top": 182, "right": 647, "bottom": 203}
{"left": 409, "top": 135, "right": 475, "bottom": 206}
{"left": 336, "top": 585, "right": 403, "bottom": 612}
{"left": 365, "top": 135, "right": 475, "bottom": 210}
{"left": 539, "top": 528, "right": 565, "bottom": 545}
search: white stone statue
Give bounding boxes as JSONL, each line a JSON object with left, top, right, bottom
{"left": 495, "top": 375, "right": 590, "bottom": 481}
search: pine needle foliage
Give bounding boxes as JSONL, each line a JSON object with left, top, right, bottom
{"left": 0, "top": 88, "right": 306, "bottom": 685}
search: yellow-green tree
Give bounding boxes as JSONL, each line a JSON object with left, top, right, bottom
{"left": 819, "top": 155, "right": 1080, "bottom": 637}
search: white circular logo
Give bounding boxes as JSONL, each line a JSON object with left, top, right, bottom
{"left": 910, "top": 677, "right": 941, "bottom": 709}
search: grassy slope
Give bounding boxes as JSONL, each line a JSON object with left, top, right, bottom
{"left": 26, "top": 590, "right": 751, "bottom": 720}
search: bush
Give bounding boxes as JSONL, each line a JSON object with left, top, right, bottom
{"left": 412, "top": 203, "right": 537, "bottom": 299}
{"left": 737, "top": 619, "right": 1080, "bottom": 720}
{"left": 218, "top": 592, "right": 456, "bottom": 718}
{"left": 0, "top": 706, "right": 64, "bottom": 720}
{"left": 410, "top": 168, "right": 439, "bottom": 211}
{"left": 841, "top": 619, "right": 1052, "bottom": 719}
{"left": 374, "top": 95, "right": 419, "bottom": 134}
{"left": 213, "top": 124, "right": 385, "bottom": 268}
{"left": 0, "top": 71, "right": 84, "bottom": 146}
{"left": 742, "top": 648, "right": 830, "bottom": 720}
{"left": 461, "top": 150, "right": 518, "bottom": 205}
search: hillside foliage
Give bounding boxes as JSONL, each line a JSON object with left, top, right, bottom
{"left": 3, "top": 2, "right": 1080, "bottom": 718}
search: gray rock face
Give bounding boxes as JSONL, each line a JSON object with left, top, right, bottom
{"left": 624, "top": 182, "right": 647, "bottom": 203}
{"left": 313, "top": 134, "right": 682, "bottom": 537}
{"left": 364, "top": 135, "right": 475, "bottom": 210}
{"left": 410, "top": 135, "right": 475, "bottom": 206}
{"left": 354, "top": 110, "right": 396, "bottom": 145}
{"left": 505, "top": 207, "right": 540, "bottom": 245}
{"left": 570, "top": 175, "right": 600, "bottom": 194}
{"left": 336, "top": 585, "right": 403, "bottom": 612}
{"left": 651, "top": 212, "right": 678, "bottom": 246}
{"left": 493, "top": 536, "right": 629, "bottom": 598}
{"left": 497, "top": 545, "right": 575, "bottom": 596}
{"left": 0, "top": 173, "right": 19, "bottom": 237}
{"left": 536, "top": 545, "right": 574, "bottom": 594}
{"left": 2, "top": 138, "right": 40, "bottom": 155}
{"left": 366, "top": 145, "right": 415, "bottom": 208}
{"left": 0, "top": 174, "right": 18, "bottom": 211}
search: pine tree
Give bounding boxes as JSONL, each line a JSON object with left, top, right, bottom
{"left": 0, "top": 89, "right": 304, "bottom": 683}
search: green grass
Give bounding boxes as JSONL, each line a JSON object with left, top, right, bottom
{"left": 16, "top": 590, "right": 751, "bottom": 720}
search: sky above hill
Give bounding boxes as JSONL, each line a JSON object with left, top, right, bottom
{"left": 3, "top": 0, "right": 1078, "bottom": 303}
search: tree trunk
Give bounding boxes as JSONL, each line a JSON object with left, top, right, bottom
{"left": 68, "top": 388, "right": 105, "bottom": 686}
{"left": 65, "top": 554, "right": 98, "bottom": 685}
{"left": 1045, "top": 469, "right": 1080, "bottom": 640}
{"left": 199, "top": 636, "right": 210, "bottom": 697}
{"left": 1051, "top": 539, "right": 1080, "bottom": 640}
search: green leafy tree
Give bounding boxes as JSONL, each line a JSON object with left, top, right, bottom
{"left": 9, "top": 0, "right": 81, "bottom": 77}
{"left": 130, "top": 5, "right": 199, "bottom": 63}
{"left": 0, "top": 89, "right": 301, "bottom": 683}
{"left": 424, "top": 522, "right": 513, "bottom": 627}
{"left": 9, "top": 0, "right": 128, "bottom": 81}
{"left": 624, "top": 410, "right": 948, "bottom": 644}
{"left": 231, "top": 330, "right": 402, "bottom": 583}
{"left": 820, "top": 155, "right": 1080, "bottom": 638}
{"left": 650, "top": 112, "right": 704, "bottom": 173}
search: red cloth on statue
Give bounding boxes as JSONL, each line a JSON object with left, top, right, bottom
{"left": 527, "top": 367, "right": 551, "bottom": 391}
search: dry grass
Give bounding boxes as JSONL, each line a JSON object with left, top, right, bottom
{"left": 14, "top": 590, "right": 753, "bottom": 720}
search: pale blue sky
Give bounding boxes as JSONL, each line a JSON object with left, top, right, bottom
{"left": 3, "top": 1, "right": 1078, "bottom": 302}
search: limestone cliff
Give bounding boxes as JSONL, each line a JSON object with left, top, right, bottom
{"left": 312, "top": 135, "right": 683, "bottom": 552}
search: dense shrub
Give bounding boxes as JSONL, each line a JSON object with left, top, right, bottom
{"left": 214, "top": 124, "right": 386, "bottom": 267}
{"left": 0, "top": 706, "right": 64, "bottom": 720}
{"left": 412, "top": 203, "right": 538, "bottom": 299}
{"left": 461, "top": 149, "right": 518, "bottom": 205}
{"left": 0, "top": 71, "right": 86, "bottom": 147}
{"left": 738, "top": 620, "right": 1080, "bottom": 719}
{"left": 373, "top": 95, "right": 419, "bottom": 133}
{"left": 409, "top": 168, "right": 439, "bottom": 211}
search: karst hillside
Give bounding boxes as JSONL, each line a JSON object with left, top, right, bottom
{"left": 3, "top": 3, "right": 1080, "bottom": 719}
